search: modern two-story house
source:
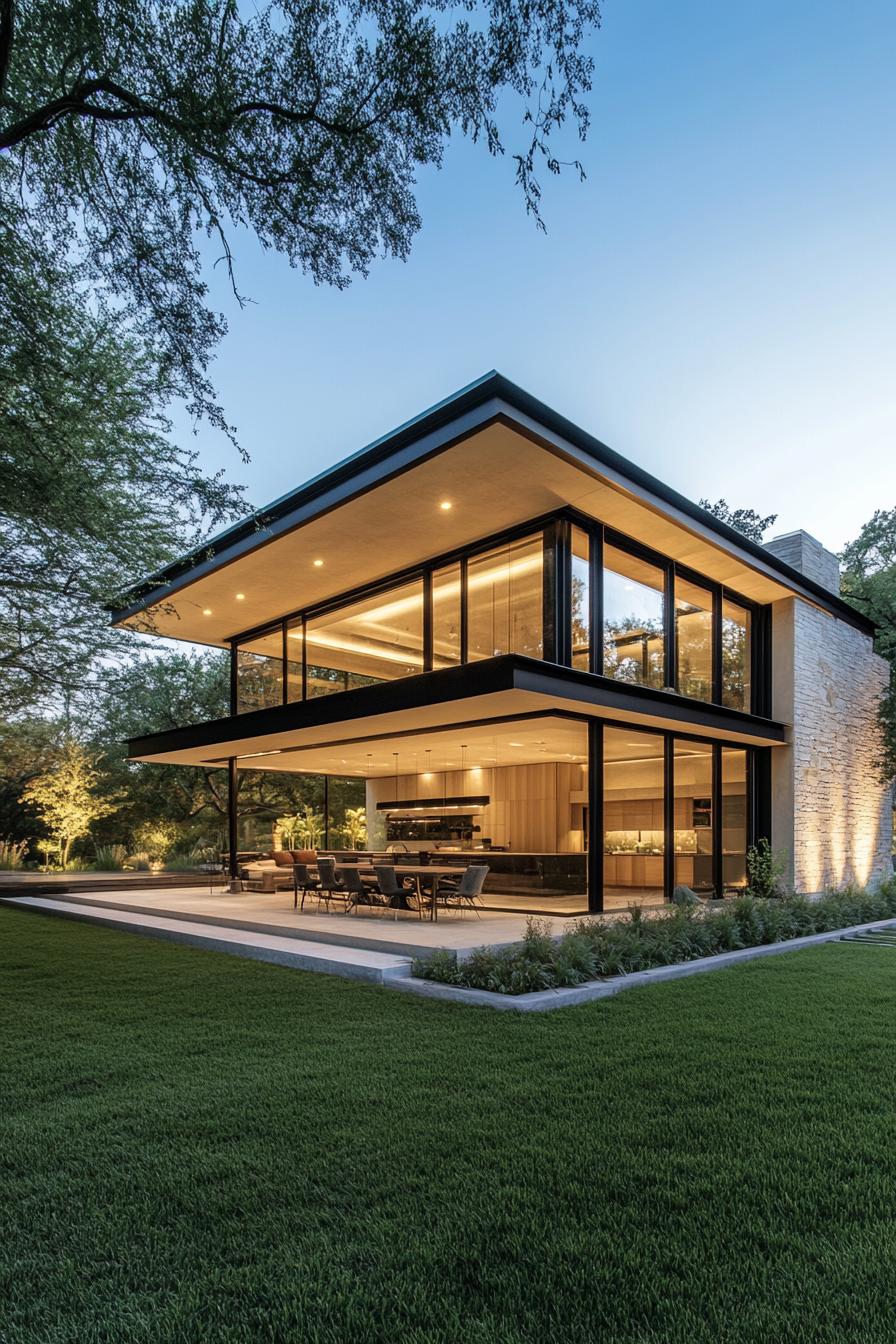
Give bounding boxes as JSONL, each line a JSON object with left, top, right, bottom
{"left": 114, "top": 373, "right": 893, "bottom": 914}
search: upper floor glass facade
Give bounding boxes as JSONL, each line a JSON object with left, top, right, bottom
{"left": 232, "top": 513, "right": 767, "bottom": 717}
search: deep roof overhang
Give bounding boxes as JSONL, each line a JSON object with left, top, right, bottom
{"left": 111, "top": 371, "right": 873, "bottom": 639}
{"left": 128, "top": 657, "right": 788, "bottom": 768}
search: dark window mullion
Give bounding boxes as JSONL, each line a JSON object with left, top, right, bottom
{"left": 301, "top": 615, "right": 307, "bottom": 701}
{"left": 712, "top": 588, "right": 723, "bottom": 705}
{"left": 712, "top": 743, "right": 723, "bottom": 899}
{"left": 587, "top": 718, "right": 603, "bottom": 913}
{"left": 230, "top": 642, "right": 238, "bottom": 715}
{"left": 281, "top": 621, "right": 288, "bottom": 705}
{"left": 547, "top": 519, "right": 572, "bottom": 667}
{"left": 460, "top": 556, "right": 469, "bottom": 664}
{"left": 666, "top": 567, "right": 679, "bottom": 693}
{"left": 664, "top": 735, "right": 675, "bottom": 901}
{"left": 423, "top": 570, "right": 433, "bottom": 672}
{"left": 593, "top": 526, "right": 604, "bottom": 675}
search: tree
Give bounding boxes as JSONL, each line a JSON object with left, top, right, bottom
{"left": 0, "top": 228, "right": 248, "bottom": 715}
{"left": 87, "top": 648, "right": 350, "bottom": 844}
{"left": 1, "top": 0, "right": 600, "bottom": 435}
{"left": 20, "top": 739, "right": 119, "bottom": 866}
{"left": 699, "top": 498, "right": 778, "bottom": 544}
{"left": 840, "top": 509, "right": 896, "bottom": 784}
{"left": 342, "top": 806, "right": 368, "bottom": 849}
{"left": 0, "top": 715, "right": 62, "bottom": 842}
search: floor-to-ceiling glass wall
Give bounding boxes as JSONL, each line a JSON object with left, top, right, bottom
{"left": 721, "top": 747, "right": 748, "bottom": 890}
{"left": 673, "top": 740, "right": 715, "bottom": 896}
{"left": 602, "top": 729, "right": 755, "bottom": 909}
{"left": 305, "top": 580, "right": 424, "bottom": 697}
{"left": 603, "top": 546, "right": 665, "bottom": 688}
{"left": 235, "top": 627, "right": 283, "bottom": 712}
{"left": 675, "top": 577, "right": 713, "bottom": 701}
{"left": 603, "top": 727, "right": 666, "bottom": 908}
{"left": 467, "top": 534, "right": 544, "bottom": 661}
{"left": 571, "top": 525, "right": 591, "bottom": 671}
{"left": 279, "top": 716, "right": 587, "bottom": 913}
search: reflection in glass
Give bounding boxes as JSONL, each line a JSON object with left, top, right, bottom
{"left": 571, "top": 526, "right": 591, "bottom": 671}
{"left": 305, "top": 580, "right": 424, "bottom": 698}
{"left": 722, "top": 600, "right": 752, "bottom": 712}
{"left": 467, "top": 534, "right": 543, "bottom": 661}
{"left": 673, "top": 741, "right": 715, "bottom": 894}
{"left": 603, "top": 727, "right": 665, "bottom": 908}
{"left": 235, "top": 627, "right": 283, "bottom": 712}
{"left": 432, "top": 563, "right": 461, "bottom": 669}
{"left": 603, "top": 545, "right": 665, "bottom": 688}
{"left": 675, "top": 577, "right": 713, "bottom": 701}
{"left": 722, "top": 748, "right": 748, "bottom": 890}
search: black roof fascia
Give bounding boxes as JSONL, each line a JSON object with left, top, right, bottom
{"left": 127, "top": 656, "right": 787, "bottom": 761}
{"left": 111, "top": 370, "right": 872, "bottom": 636}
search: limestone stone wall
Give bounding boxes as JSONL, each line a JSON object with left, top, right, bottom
{"left": 771, "top": 597, "right": 892, "bottom": 893}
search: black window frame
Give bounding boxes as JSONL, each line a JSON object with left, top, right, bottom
{"left": 229, "top": 506, "right": 771, "bottom": 719}
{"left": 589, "top": 717, "right": 763, "bottom": 913}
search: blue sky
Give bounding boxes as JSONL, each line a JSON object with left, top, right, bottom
{"left": 185, "top": 0, "right": 895, "bottom": 553}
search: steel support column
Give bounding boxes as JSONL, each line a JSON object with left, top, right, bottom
{"left": 227, "top": 757, "right": 240, "bottom": 890}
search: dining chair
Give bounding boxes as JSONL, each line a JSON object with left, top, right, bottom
{"left": 341, "top": 866, "right": 388, "bottom": 917}
{"left": 435, "top": 864, "right": 489, "bottom": 918}
{"left": 373, "top": 865, "right": 418, "bottom": 920}
{"left": 292, "top": 863, "right": 322, "bottom": 912}
{"left": 315, "top": 856, "right": 348, "bottom": 913}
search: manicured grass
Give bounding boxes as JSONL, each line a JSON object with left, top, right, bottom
{"left": 3, "top": 906, "right": 896, "bottom": 1343}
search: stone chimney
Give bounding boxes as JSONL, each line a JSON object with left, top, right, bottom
{"left": 763, "top": 529, "right": 841, "bottom": 595}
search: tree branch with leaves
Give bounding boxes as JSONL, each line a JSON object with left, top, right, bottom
{"left": 1, "top": 0, "right": 601, "bottom": 433}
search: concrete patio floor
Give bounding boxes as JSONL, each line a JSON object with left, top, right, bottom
{"left": 2, "top": 884, "right": 579, "bottom": 959}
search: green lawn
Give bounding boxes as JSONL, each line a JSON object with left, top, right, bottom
{"left": 3, "top": 906, "right": 896, "bottom": 1344}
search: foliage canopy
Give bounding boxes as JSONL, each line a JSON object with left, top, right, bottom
{"left": 1, "top": 0, "right": 601, "bottom": 432}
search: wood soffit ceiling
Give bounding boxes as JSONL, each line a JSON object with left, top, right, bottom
{"left": 118, "top": 420, "right": 796, "bottom": 648}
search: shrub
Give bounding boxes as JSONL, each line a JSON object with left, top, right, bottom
{"left": 92, "top": 844, "right": 128, "bottom": 871}
{"left": 164, "top": 844, "right": 213, "bottom": 872}
{"left": 745, "top": 838, "right": 789, "bottom": 899}
{"left": 132, "top": 822, "right": 179, "bottom": 864}
{"left": 0, "top": 838, "right": 28, "bottom": 869}
{"left": 413, "top": 883, "right": 896, "bottom": 996}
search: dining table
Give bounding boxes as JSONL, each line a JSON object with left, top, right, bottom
{"left": 327, "top": 862, "right": 467, "bottom": 922}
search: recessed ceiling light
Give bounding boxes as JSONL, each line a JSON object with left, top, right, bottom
{"left": 202, "top": 608, "right": 213, "bottom": 616}
{"left": 439, "top": 500, "right": 452, "bottom": 511}
{"left": 235, "top": 593, "right": 245, "bottom": 601}
{"left": 313, "top": 558, "right": 324, "bottom": 567}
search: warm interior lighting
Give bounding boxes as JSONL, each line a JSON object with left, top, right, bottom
{"left": 202, "top": 608, "right": 213, "bottom": 615}
{"left": 313, "top": 558, "right": 324, "bottom": 567}
{"left": 306, "top": 632, "right": 424, "bottom": 667}
{"left": 439, "top": 500, "right": 453, "bottom": 511}
{"left": 235, "top": 593, "right": 245, "bottom": 601}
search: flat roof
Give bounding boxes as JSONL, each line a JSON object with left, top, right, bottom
{"left": 111, "top": 371, "right": 872, "bottom": 639}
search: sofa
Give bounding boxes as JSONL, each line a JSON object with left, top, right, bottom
{"left": 241, "top": 849, "right": 317, "bottom": 893}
